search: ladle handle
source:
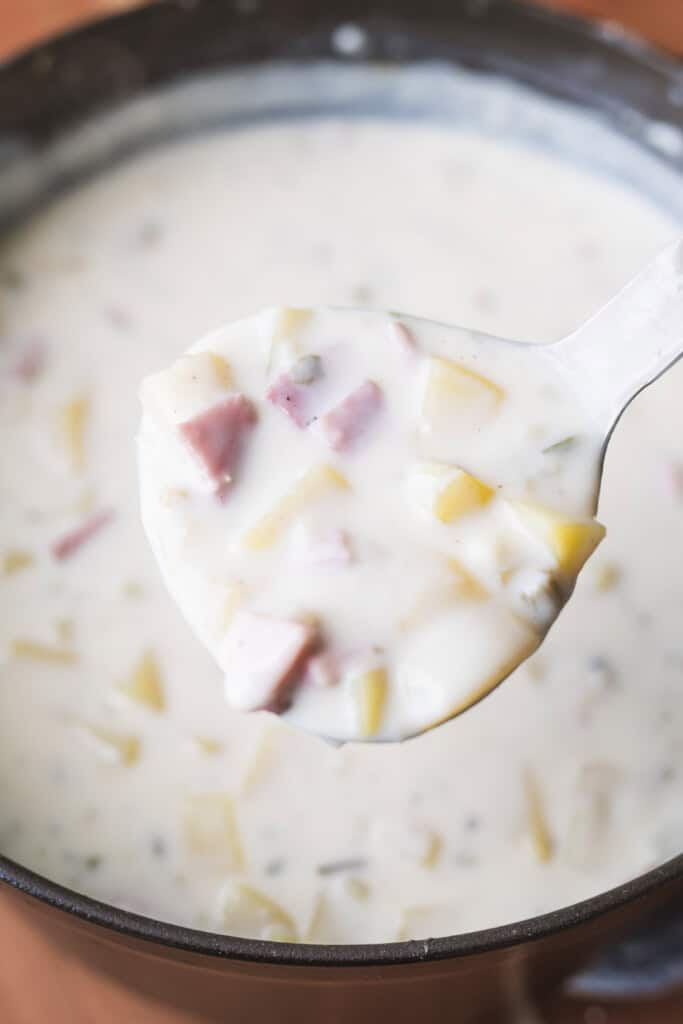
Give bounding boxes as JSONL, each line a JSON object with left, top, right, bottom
{"left": 550, "top": 238, "right": 683, "bottom": 429}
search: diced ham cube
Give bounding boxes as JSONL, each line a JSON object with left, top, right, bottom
{"left": 267, "top": 356, "right": 324, "bottom": 428}
{"left": 11, "top": 340, "right": 46, "bottom": 383}
{"left": 222, "top": 612, "right": 318, "bottom": 713}
{"left": 267, "top": 374, "right": 309, "bottom": 427}
{"left": 51, "top": 509, "right": 114, "bottom": 560}
{"left": 179, "top": 395, "right": 256, "bottom": 497}
{"left": 321, "top": 380, "right": 382, "bottom": 451}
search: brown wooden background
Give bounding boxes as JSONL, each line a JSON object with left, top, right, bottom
{"left": 1, "top": 2, "right": 682, "bottom": 1021}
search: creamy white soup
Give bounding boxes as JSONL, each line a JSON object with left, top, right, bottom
{"left": 0, "top": 116, "right": 680, "bottom": 942}
{"left": 138, "top": 307, "right": 605, "bottom": 742}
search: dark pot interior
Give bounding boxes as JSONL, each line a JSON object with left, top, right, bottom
{"left": 1, "top": 1, "right": 683, "bottom": 1020}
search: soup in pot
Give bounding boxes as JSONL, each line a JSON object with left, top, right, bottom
{"left": 0, "top": 88, "right": 681, "bottom": 941}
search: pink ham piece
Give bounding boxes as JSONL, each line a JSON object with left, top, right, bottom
{"left": 320, "top": 380, "right": 382, "bottom": 451}
{"left": 179, "top": 395, "right": 256, "bottom": 497}
{"left": 221, "top": 612, "right": 318, "bottom": 713}
{"left": 51, "top": 509, "right": 114, "bottom": 560}
{"left": 266, "top": 374, "right": 309, "bottom": 427}
{"left": 11, "top": 340, "right": 46, "bottom": 383}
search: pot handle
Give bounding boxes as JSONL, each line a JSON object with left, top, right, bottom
{"left": 567, "top": 898, "right": 683, "bottom": 998}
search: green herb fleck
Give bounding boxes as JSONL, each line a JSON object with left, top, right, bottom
{"left": 543, "top": 435, "right": 577, "bottom": 455}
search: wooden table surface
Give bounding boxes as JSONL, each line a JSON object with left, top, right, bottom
{"left": 1, "top": 2, "right": 682, "bottom": 1022}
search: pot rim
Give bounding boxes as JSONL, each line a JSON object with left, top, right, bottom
{"left": 3, "top": 850, "right": 683, "bottom": 967}
{"left": 1, "top": 0, "right": 682, "bottom": 969}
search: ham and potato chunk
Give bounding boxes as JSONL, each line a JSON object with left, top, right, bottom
{"left": 138, "top": 307, "right": 605, "bottom": 741}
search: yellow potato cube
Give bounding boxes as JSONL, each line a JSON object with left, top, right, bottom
{"left": 273, "top": 307, "right": 312, "bottom": 341}
{"left": 508, "top": 500, "right": 606, "bottom": 576}
{"left": 355, "top": 667, "right": 388, "bottom": 738}
{"left": 208, "top": 352, "right": 233, "bottom": 388}
{"left": 220, "top": 880, "right": 297, "bottom": 942}
{"left": 61, "top": 396, "right": 89, "bottom": 472}
{"left": 446, "top": 557, "right": 488, "bottom": 601}
{"left": 2, "top": 549, "right": 33, "bottom": 576}
{"left": 242, "top": 464, "right": 349, "bottom": 551}
{"left": 11, "top": 637, "right": 78, "bottom": 665}
{"left": 194, "top": 736, "right": 224, "bottom": 755}
{"left": 268, "top": 307, "right": 313, "bottom": 372}
{"left": 119, "top": 650, "right": 165, "bottom": 712}
{"left": 524, "top": 768, "right": 554, "bottom": 864}
{"left": 434, "top": 469, "right": 494, "bottom": 523}
{"left": 81, "top": 725, "right": 141, "bottom": 765}
{"left": 408, "top": 462, "right": 494, "bottom": 524}
{"left": 141, "top": 351, "right": 233, "bottom": 424}
{"left": 183, "top": 793, "right": 244, "bottom": 870}
{"left": 593, "top": 561, "right": 621, "bottom": 593}
{"left": 421, "top": 356, "right": 504, "bottom": 431}
{"left": 55, "top": 619, "right": 74, "bottom": 644}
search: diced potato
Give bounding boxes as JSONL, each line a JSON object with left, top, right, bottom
{"left": 194, "top": 736, "right": 224, "bottom": 755}
{"left": 209, "top": 352, "right": 233, "bottom": 388}
{"left": 354, "top": 667, "right": 388, "bottom": 738}
{"left": 183, "top": 793, "right": 244, "bottom": 870}
{"left": 274, "top": 307, "right": 312, "bottom": 341}
{"left": 141, "top": 351, "right": 234, "bottom": 423}
{"left": 55, "top": 618, "right": 74, "bottom": 645}
{"left": 242, "top": 464, "right": 349, "bottom": 551}
{"left": 422, "top": 831, "right": 443, "bottom": 868}
{"left": 81, "top": 724, "right": 141, "bottom": 765}
{"left": 75, "top": 488, "right": 97, "bottom": 516}
{"left": 421, "top": 356, "right": 504, "bottom": 432}
{"left": 434, "top": 469, "right": 494, "bottom": 523}
{"left": 344, "top": 877, "right": 370, "bottom": 901}
{"left": 564, "top": 763, "right": 621, "bottom": 871}
{"left": 447, "top": 557, "right": 488, "bottom": 601}
{"left": 2, "top": 549, "right": 33, "bottom": 576}
{"left": 305, "top": 893, "right": 332, "bottom": 942}
{"left": 239, "top": 727, "right": 276, "bottom": 795}
{"left": 160, "top": 488, "right": 189, "bottom": 507}
{"left": 119, "top": 651, "right": 165, "bottom": 712}
{"left": 11, "top": 638, "right": 78, "bottom": 665}
{"left": 61, "top": 396, "right": 89, "bottom": 472}
{"left": 524, "top": 768, "right": 553, "bottom": 864}
{"left": 268, "top": 307, "right": 313, "bottom": 373}
{"left": 594, "top": 561, "right": 621, "bottom": 593}
{"left": 507, "top": 500, "right": 606, "bottom": 577}
{"left": 408, "top": 462, "right": 494, "bottom": 524}
{"left": 122, "top": 580, "right": 144, "bottom": 600}
{"left": 219, "top": 880, "right": 297, "bottom": 942}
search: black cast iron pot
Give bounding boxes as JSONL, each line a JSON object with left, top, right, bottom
{"left": 1, "top": 2, "right": 683, "bottom": 1021}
